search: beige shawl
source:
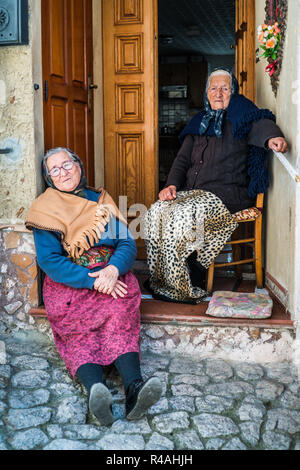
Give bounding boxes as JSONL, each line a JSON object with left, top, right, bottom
{"left": 25, "top": 187, "right": 127, "bottom": 258}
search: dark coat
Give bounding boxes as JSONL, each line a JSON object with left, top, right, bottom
{"left": 165, "top": 118, "right": 284, "bottom": 213}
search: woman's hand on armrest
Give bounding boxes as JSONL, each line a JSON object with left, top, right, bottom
{"left": 268, "top": 137, "right": 288, "bottom": 153}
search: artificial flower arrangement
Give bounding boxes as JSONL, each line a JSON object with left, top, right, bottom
{"left": 257, "top": 22, "right": 281, "bottom": 76}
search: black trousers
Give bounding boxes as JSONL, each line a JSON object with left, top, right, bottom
{"left": 76, "top": 352, "right": 142, "bottom": 396}
{"left": 187, "top": 251, "right": 207, "bottom": 288}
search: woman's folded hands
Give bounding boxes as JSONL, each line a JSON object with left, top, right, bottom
{"left": 88, "top": 265, "right": 128, "bottom": 299}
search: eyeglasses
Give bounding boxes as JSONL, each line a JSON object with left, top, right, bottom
{"left": 48, "top": 160, "right": 75, "bottom": 177}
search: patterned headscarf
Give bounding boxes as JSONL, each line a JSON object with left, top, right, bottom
{"left": 42, "top": 147, "right": 88, "bottom": 198}
{"left": 199, "top": 68, "right": 239, "bottom": 138}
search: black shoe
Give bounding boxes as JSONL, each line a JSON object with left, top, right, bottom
{"left": 89, "top": 383, "right": 114, "bottom": 426}
{"left": 126, "top": 377, "right": 162, "bottom": 420}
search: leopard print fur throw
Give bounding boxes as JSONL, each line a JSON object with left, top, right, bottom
{"left": 143, "top": 190, "right": 238, "bottom": 303}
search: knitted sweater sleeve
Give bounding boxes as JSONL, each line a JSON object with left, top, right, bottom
{"left": 33, "top": 228, "right": 96, "bottom": 289}
{"left": 33, "top": 219, "right": 137, "bottom": 289}
{"left": 247, "top": 119, "right": 285, "bottom": 149}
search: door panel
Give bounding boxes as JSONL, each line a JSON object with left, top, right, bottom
{"left": 42, "top": 0, "right": 95, "bottom": 185}
{"left": 102, "top": 0, "right": 158, "bottom": 257}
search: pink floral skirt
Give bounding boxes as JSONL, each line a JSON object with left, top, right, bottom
{"left": 43, "top": 270, "right": 141, "bottom": 377}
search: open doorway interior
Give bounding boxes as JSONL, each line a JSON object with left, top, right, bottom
{"left": 158, "top": 0, "right": 236, "bottom": 190}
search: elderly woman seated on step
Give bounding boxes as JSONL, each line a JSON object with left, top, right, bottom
{"left": 144, "top": 68, "right": 288, "bottom": 304}
{"left": 25, "top": 147, "right": 162, "bottom": 426}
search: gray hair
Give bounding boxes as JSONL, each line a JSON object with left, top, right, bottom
{"left": 206, "top": 69, "right": 233, "bottom": 92}
{"left": 43, "top": 147, "right": 77, "bottom": 174}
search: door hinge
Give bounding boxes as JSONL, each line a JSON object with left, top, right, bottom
{"left": 44, "top": 80, "right": 48, "bottom": 103}
{"left": 240, "top": 70, "right": 247, "bottom": 86}
{"left": 235, "top": 22, "right": 247, "bottom": 43}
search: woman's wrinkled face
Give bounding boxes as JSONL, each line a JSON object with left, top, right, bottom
{"left": 207, "top": 75, "right": 232, "bottom": 110}
{"left": 47, "top": 151, "right": 81, "bottom": 192}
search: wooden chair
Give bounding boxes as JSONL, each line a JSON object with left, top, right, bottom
{"left": 206, "top": 193, "right": 264, "bottom": 293}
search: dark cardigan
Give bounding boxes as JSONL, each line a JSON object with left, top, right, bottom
{"left": 166, "top": 118, "right": 284, "bottom": 213}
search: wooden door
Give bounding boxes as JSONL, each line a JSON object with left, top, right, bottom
{"left": 102, "top": 0, "right": 158, "bottom": 253}
{"left": 235, "top": 0, "right": 256, "bottom": 101}
{"left": 42, "top": 0, "right": 95, "bottom": 185}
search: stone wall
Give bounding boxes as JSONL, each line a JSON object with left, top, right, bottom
{"left": 0, "top": 228, "right": 38, "bottom": 330}
{"left": 140, "top": 324, "right": 296, "bottom": 364}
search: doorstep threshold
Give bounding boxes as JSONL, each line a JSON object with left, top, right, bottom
{"left": 29, "top": 294, "right": 294, "bottom": 329}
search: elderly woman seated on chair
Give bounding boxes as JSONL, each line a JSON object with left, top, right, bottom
{"left": 144, "top": 68, "right": 288, "bottom": 304}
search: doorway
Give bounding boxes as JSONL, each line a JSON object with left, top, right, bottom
{"left": 157, "top": 0, "right": 254, "bottom": 190}
{"left": 102, "top": 0, "right": 255, "bottom": 204}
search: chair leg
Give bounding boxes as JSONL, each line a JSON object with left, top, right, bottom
{"left": 206, "top": 262, "right": 215, "bottom": 293}
{"left": 255, "top": 215, "right": 263, "bottom": 288}
{"left": 231, "top": 226, "right": 242, "bottom": 279}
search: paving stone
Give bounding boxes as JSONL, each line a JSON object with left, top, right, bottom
{"left": 44, "top": 439, "right": 89, "bottom": 450}
{"left": 54, "top": 396, "right": 87, "bottom": 425}
{"left": 171, "top": 384, "right": 203, "bottom": 396}
{"left": 174, "top": 430, "right": 204, "bottom": 450}
{"left": 111, "top": 417, "right": 151, "bottom": 434}
{"left": 265, "top": 409, "right": 300, "bottom": 434}
{"left": 240, "top": 421, "right": 262, "bottom": 447}
{"left": 11, "top": 355, "right": 49, "bottom": 370}
{"left": 11, "top": 370, "right": 50, "bottom": 389}
{"left": 265, "top": 363, "right": 295, "bottom": 384}
{"left": 6, "top": 407, "right": 52, "bottom": 430}
{"left": 262, "top": 431, "right": 291, "bottom": 450}
{"left": 170, "top": 374, "right": 209, "bottom": 386}
{"left": 112, "top": 403, "right": 125, "bottom": 420}
{"left": 63, "top": 424, "right": 103, "bottom": 440}
{"left": 52, "top": 367, "right": 73, "bottom": 383}
{"left": 0, "top": 365, "right": 11, "bottom": 387}
{"left": 0, "top": 341, "right": 6, "bottom": 365}
{"left": 205, "top": 381, "right": 254, "bottom": 398}
{"left": 195, "top": 395, "right": 234, "bottom": 414}
{"left": 148, "top": 397, "right": 169, "bottom": 415}
{"left": 0, "top": 400, "right": 7, "bottom": 418}
{"left": 234, "top": 363, "right": 264, "bottom": 381}
{"left": 145, "top": 432, "right": 174, "bottom": 450}
{"left": 280, "top": 389, "right": 300, "bottom": 409}
{"left": 205, "top": 438, "right": 225, "bottom": 450}
{"left": 152, "top": 412, "right": 190, "bottom": 434}
{"left": 294, "top": 440, "right": 300, "bottom": 450}
{"left": 205, "top": 358, "right": 233, "bottom": 382}
{"left": 97, "top": 433, "right": 145, "bottom": 450}
{"left": 192, "top": 413, "right": 239, "bottom": 438}
{"left": 255, "top": 379, "right": 284, "bottom": 402}
{"left": 9, "top": 428, "right": 49, "bottom": 450}
{"left": 50, "top": 382, "right": 80, "bottom": 398}
{"left": 169, "top": 357, "right": 205, "bottom": 375}
{"left": 238, "top": 396, "right": 266, "bottom": 421}
{"left": 47, "top": 425, "right": 63, "bottom": 439}
{"left": 169, "top": 396, "right": 195, "bottom": 413}
{"left": 8, "top": 388, "right": 50, "bottom": 408}
{"left": 222, "top": 437, "right": 248, "bottom": 450}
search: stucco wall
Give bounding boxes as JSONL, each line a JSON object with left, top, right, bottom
{"left": 255, "top": 0, "right": 299, "bottom": 319}
{"left": 0, "top": 0, "right": 44, "bottom": 225}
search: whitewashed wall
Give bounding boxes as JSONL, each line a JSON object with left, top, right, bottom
{"left": 0, "top": 0, "right": 44, "bottom": 225}
{"left": 255, "top": 0, "right": 299, "bottom": 322}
